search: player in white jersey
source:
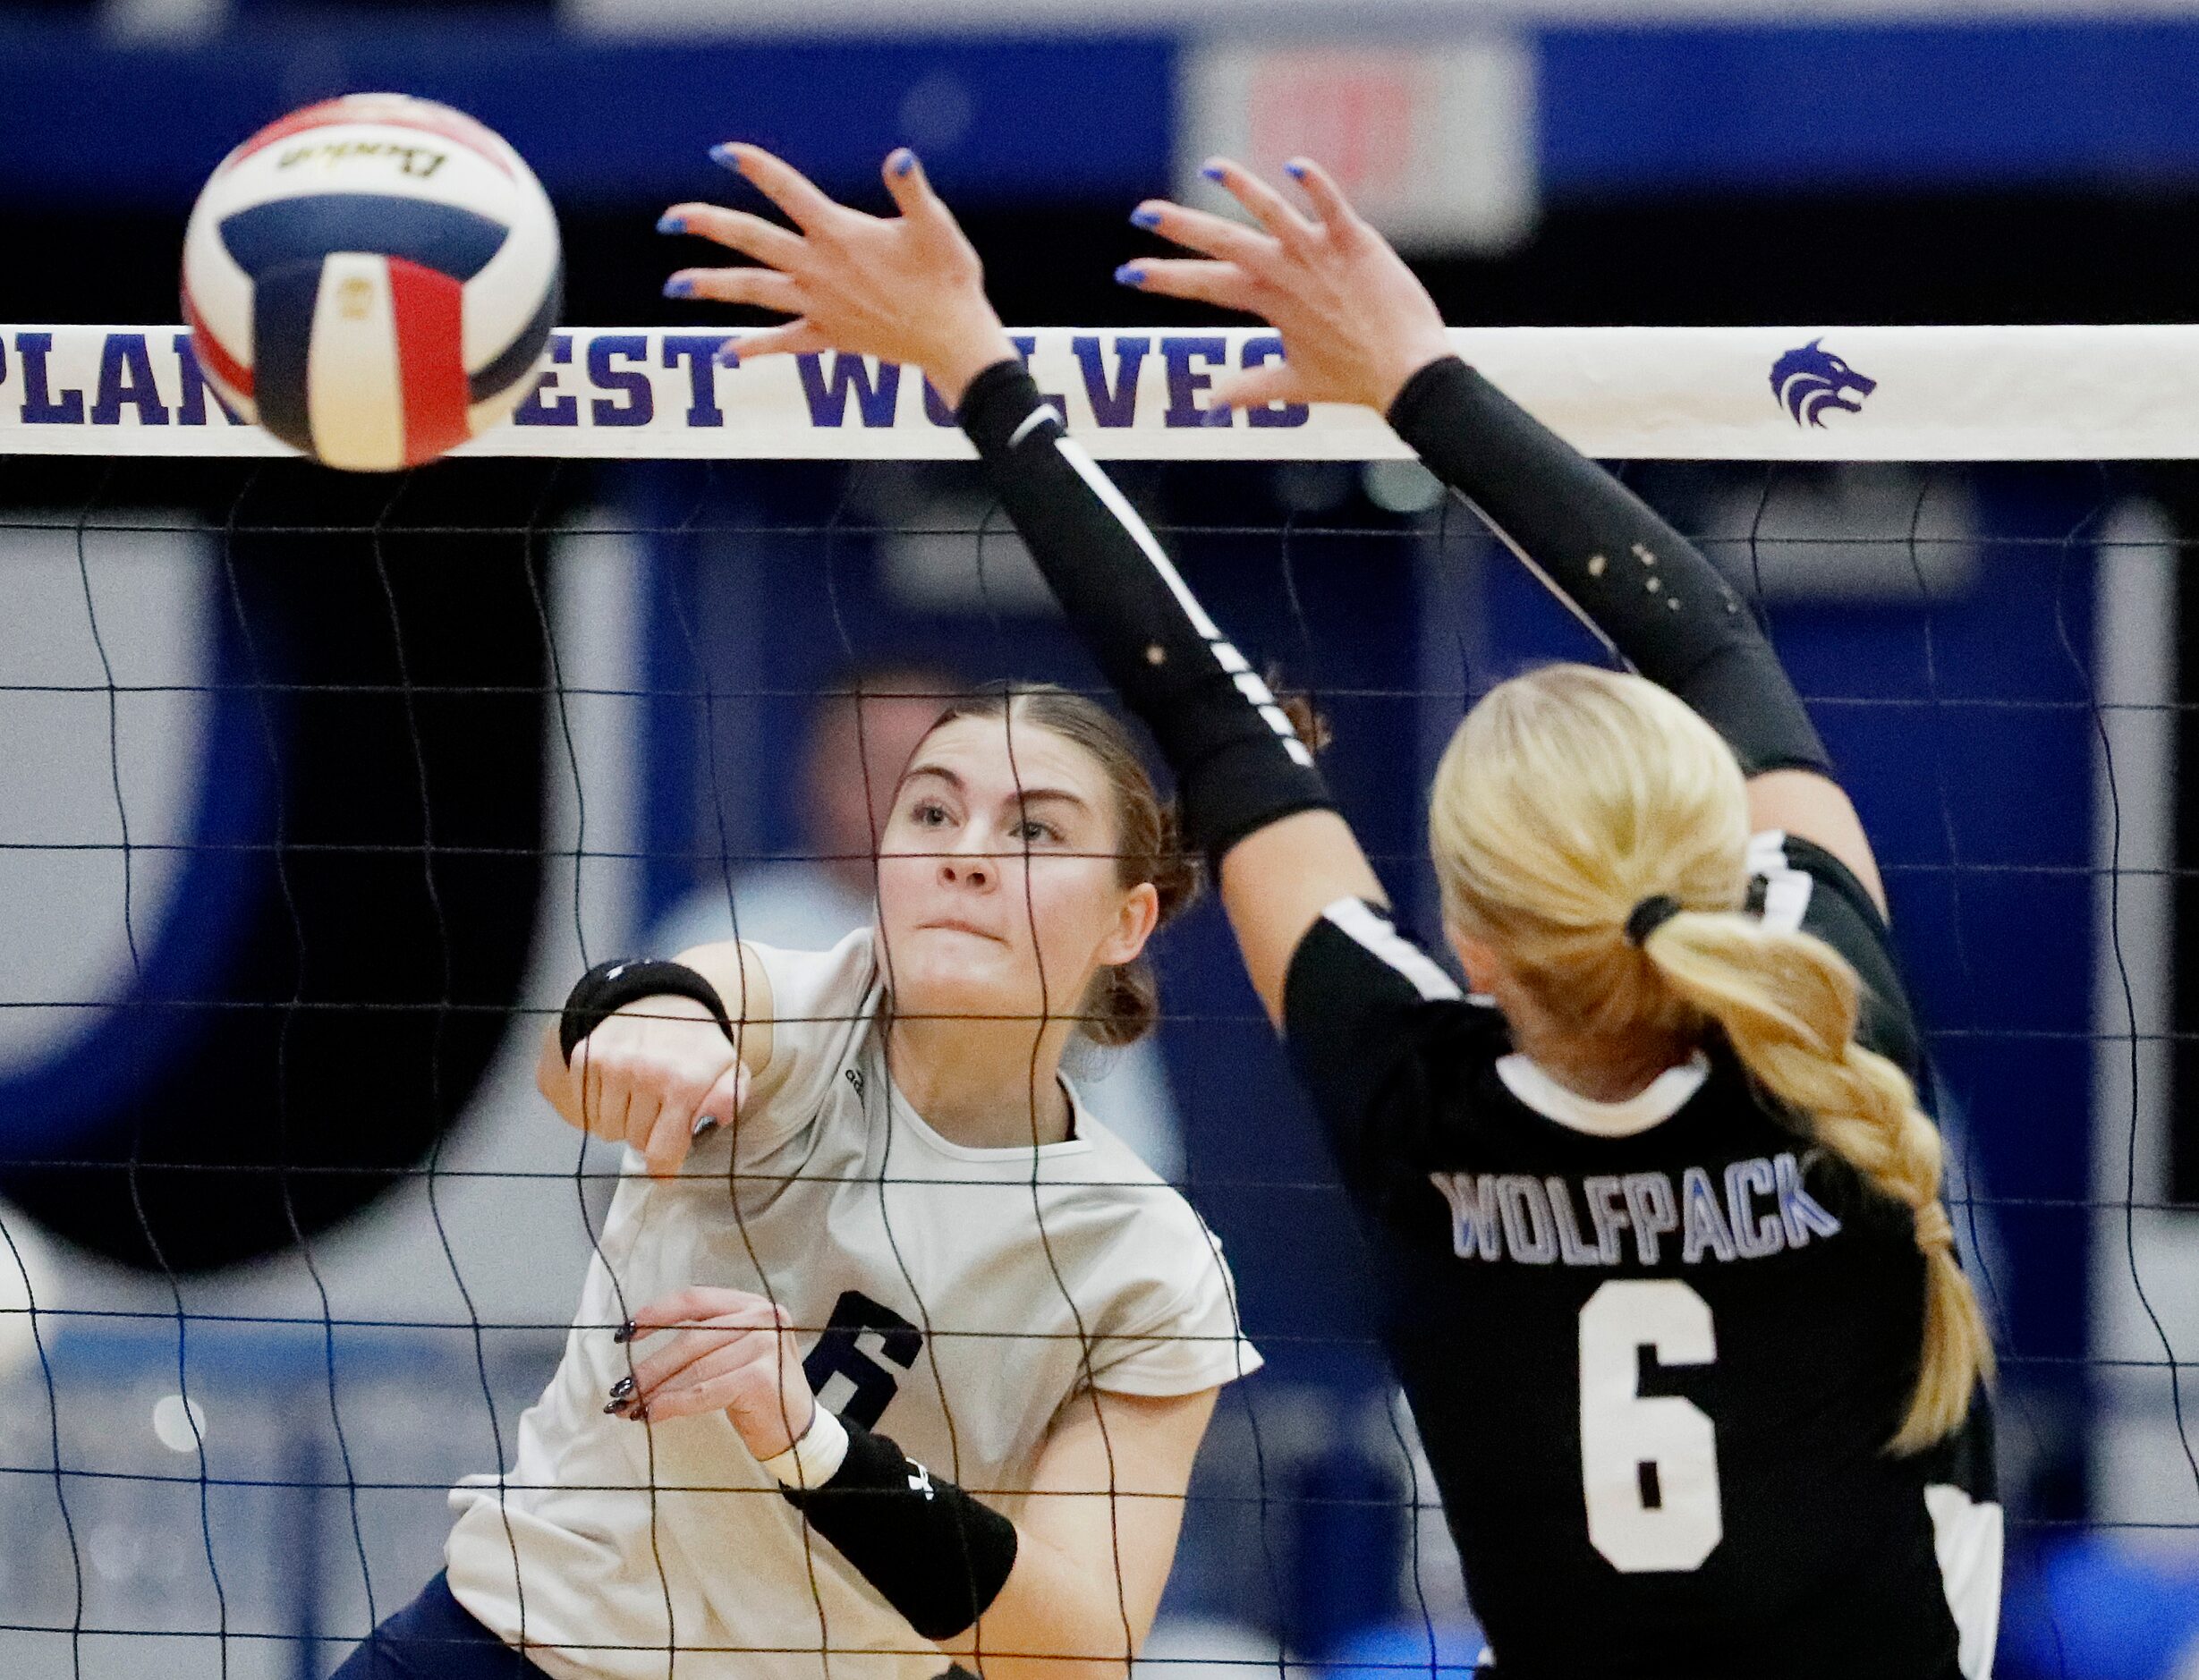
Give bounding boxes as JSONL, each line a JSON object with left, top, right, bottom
{"left": 333, "top": 683, "right": 1260, "bottom": 1680}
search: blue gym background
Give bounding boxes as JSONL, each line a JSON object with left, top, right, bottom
{"left": 0, "top": 3, "right": 2196, "bottom": 1676}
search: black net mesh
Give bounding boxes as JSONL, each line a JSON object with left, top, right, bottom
{"left": 0, "top": 451, "right": 2187, "bottom": 1680}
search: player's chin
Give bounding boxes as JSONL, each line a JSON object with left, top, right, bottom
{"left": 883, "top": 938, "right": 1044, "bottom": 1026}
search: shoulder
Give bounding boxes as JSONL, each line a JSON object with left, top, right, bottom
{"left": 1282, "top": 899, "right": 1506, "bottom": 1165}
{"left": 1748, "top": 828, "right": 1881, "bottom": 937}
{"left": 707, "top": 929, "right": 880, "bottom": 1128}
{"left": 1051, "top": 1116, "right": 1265, "bottom": 1394}
{"left": 1748, "top": 829, "right": 1922, "bottom": 1075}
{"left": 1052, "top": 1107, "right": 1224, "bottom": 1271}
{"left": 1283, "top": 899, "right": 1493, "bottom": 1062}
{"left": 741, "top": 928, "right": 879, "bottom": 1022}
{"left": 1062, "top": 1109, "right": 1182, "bottom": 1209}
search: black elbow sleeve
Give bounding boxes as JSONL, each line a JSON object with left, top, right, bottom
{"left": 1388, "top": 357, "right": 1832, "bottom": 778}
{"left": 959, "top": 359, "right": 1336, "bottom": 861}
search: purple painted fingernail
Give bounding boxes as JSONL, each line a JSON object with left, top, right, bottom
{"left": 889, "top": 148, "right": 916, "bottom": 177}
{"left": 715, "top": 344, "right": 741, "bottom": 368}
{"left": 1284, "top": 159, "right": 1308, "bottom": 180}
{"left": 1129, "top": 207, "right": 1161, "bottom": 230}
{"left": 1204, "top": 403, "right": 1235, "bottom": 428}
{"left": 1201, "top": 162, "right": 1226, "bottom": 182}
{"left": 1114, "top": 264, "right": 1145, "bottom": 287}
{"left": 663, "top": 276, "right": 695, "bottom": 300}
{"left": 657, "top": 214, "right": 687, "bottom": 235}
{"left": 709, "top": 142, "right": 739, "bottom": 168}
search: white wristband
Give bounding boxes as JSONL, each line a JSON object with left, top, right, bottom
{"left": 760, "top": 1404, "right": 850, "bottom": 1491}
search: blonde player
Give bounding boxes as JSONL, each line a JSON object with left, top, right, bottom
{"left": 662, "top": 141, "right": 1999, "bottom": 1680}
{"left": 333, "top": 683, "right": 1258, "bottom": 1679}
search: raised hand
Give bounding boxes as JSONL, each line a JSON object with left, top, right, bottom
{"left": 660, "top": 144, "right": 1019, "bottom": 408}
{"left": 608, "top": 1285, "right": 816, "bottom": 1458}
{"left": 543, "top": 997, "right": 749, "bottom": 1180}
{"left": 1118, "top": 157, "right": 1456, "bottom": 416}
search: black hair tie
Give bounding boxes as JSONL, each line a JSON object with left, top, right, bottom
{"left": 1625, "top": 894, "right": 1684, "bottom": 948}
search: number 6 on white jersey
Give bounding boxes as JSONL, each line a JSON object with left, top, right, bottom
{"left": 1579, "top": 1278, "right": 1723, "bottom": 1573}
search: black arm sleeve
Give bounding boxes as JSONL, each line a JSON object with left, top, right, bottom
{"left": 959, "top": 359, "right": 1335, "bottom": 863}
{"left": 781, "top": 1420, "right": 1017, "bottom": 1640}
{"left": 1388, "top": 356, "right": 1832, "bottom": 778}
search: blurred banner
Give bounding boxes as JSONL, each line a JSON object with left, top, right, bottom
{"left": 1178, "top": 35, "right": 1537, "bottom": 252}
{"left": 15, "top": 16, "right": 2199, "bottom": 212}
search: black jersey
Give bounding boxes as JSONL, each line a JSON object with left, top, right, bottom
{"left": 1284, "top": 833, "right": 1999, "bottom": 1680}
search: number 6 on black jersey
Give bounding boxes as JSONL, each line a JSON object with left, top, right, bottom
{"left": 1579, "top": 1279, "right": 1722, "bottom": 1573}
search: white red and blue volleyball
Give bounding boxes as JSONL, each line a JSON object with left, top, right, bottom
{"left": 182, "top": 94, "right": 561, "bottom": 471}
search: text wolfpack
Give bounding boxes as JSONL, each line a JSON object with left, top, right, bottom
{"left": 1429, "top": 1152, "right": 1843, "bottom": 1268}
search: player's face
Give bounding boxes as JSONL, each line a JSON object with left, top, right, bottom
{"left": 873, "top": 717, "right": 1157, "bottom": 1030}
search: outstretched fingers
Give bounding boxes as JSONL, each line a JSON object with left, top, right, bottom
{"left": 668, "top": 265, "right": 803, "bottom": 313}
{"left": 1117, "top": 258, "right": 1257, "bottom": 311}
{"left": 1132, "top": 199, "right": 1276, "bottom": 268}
{"left": 663, "top": 203, "right": 806, "bottom": 272}
{"left": 714, "top": 319, "right": 829, "bottom": 364}
{"left": 715, "top": 142, "right": 846, "bottom": 233}
{"left": 1278, "top": 156, "right": 1365, "bottom": 236}
{"left": 879, "top": 147, "right": 955, "bottom": 231}
{"left": 1201, "top": 157, "right": 1318, "bottom": 250}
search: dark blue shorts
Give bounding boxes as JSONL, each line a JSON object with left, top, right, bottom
{"left": 327, "top": 1573, "right": 554, "bottom": 1680}
{"left": 330, "top": 1572, "right": 981, "bottom": 1679}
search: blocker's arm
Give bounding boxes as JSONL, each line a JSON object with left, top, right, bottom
{"left": 958, "top": 360, "right": 1385, "bottom": 1026}
{"left": 658, "top": 141, "right": 1389, "bottom": 1023}
{"left": 1383, "top": 357, "right": 1887, "bottom": 913}
{"left": 1122, "top": 154, "right": 1884, "bottom": 916}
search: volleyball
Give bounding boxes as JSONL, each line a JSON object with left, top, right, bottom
{"left": 181, "top": 93, "right": 561, "bottom": 471}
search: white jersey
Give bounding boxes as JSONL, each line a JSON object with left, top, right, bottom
{"left": 445, "top": 931, "right": 1261, "bottom": 1680}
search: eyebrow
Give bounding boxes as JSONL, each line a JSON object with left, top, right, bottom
{"left": 903, "top": 763, "right": 963, "bottom": 793}
{"left": 902, "top": 765, "right": 1095, "bottom": 818}
{"left": 1014, "top": 787, "right": 1094, "bottom": 817}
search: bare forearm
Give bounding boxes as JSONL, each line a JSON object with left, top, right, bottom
{"left": 944, "top": 1389, "right": 1210, "bottom": 1680}
{"left": 945, "top": 1512, "right": 1174, "bottom": 1680}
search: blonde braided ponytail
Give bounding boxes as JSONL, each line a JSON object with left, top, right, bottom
{"left": 1640, "top": 908, "right": 1993, "bottom": 1452}
{"left": 1430, "top": 663, "right": 1991, "bottom": 1454}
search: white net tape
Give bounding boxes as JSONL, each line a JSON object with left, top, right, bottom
{"left": 4, "top": 324, "right": 2198, "bottom": 461}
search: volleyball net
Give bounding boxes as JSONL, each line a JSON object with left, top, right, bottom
{"left": 0, "top": 324, "right": 2192, "bottom": 1679}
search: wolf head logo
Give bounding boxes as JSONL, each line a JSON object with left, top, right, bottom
{"left": 1770, "top": 339, "right": 1877, "bottom": 428}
